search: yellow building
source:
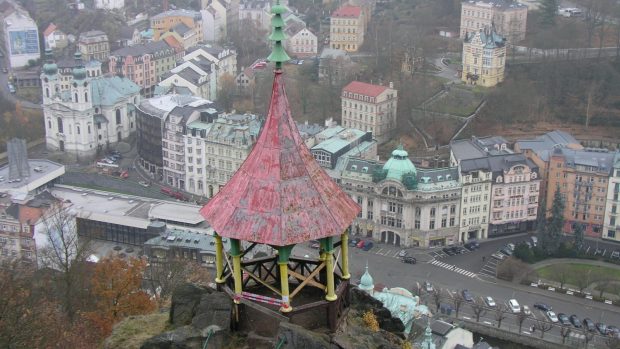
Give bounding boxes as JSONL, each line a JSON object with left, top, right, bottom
{"left": 150, "top": 9, "right": 204, "bottom": 42}
{"left": 461, "top": 28, "right": 506, "bottom": 87}
{"left": 460, "top": 0, "right": 528, "bottom": 43}
{"left": 330, "top": 5, "right": 364, "bottom": 52}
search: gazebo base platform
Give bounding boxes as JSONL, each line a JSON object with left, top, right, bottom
{"left": 221, "top": 280, "right": 350, "bottom": 337}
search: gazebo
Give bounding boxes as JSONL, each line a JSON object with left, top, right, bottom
{"left": 200, "top": 0, "right": 360, "bottom": 332}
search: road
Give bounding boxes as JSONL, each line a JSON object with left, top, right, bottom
{"left": 291, "top": 235, "right": 620, "bottom": 348}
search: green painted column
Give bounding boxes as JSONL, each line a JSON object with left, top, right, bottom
{"left": 214, "top": 233, "right": 224, "bottom": 284}
{"left": 230, "top": 238, "right": 243, "bottom": 303}
{"left": 277, "top": 245, "right": 293, "bottom": 312}
{"left": 324, "top": 237, "right": 337, "bottom": 301}
{"left": 341, "top": 228, "right": 351, "bottom": 280}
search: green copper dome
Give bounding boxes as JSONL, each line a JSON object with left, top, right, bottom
{"left": 42, "top": 48, "right": 58, "bottom": 76}
{"left": 359, "top": 261, "right": 374, "bottom": 292}
{"left": 382, "top": 145, "right": 417, "bottom": 182}
{"left": 72, "top": 51, "right": 87, "bottom": 80}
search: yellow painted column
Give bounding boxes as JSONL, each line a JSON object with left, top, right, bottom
{"left": 214, "top": 233, "right": 224, "bottom": 284}
{"left": 341, "top": 229, "right": 351, "bottom": 280}
{"left": 278, "top": 246, "right": 293, "bottom": 312}
{"left": 324, "top": 237, "right": 337, "bottom": 301}
{"left": 230, "top": 239, "right": 242, "bottom": 304}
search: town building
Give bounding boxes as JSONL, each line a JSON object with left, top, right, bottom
{"left": 202, "top": 1, "right": 227, "bottom": 42}
{"left": 341, "top": 81, "right": 397, "bottom": 143}
{"left": 285, "top": 25, "right": 317, "bottom": 58}
{"left": 235, "top": 66, "right": 257, "bottom": 90}
{"left": 338, "top": 147, "right": 461, "bottom": 247}
{"left": 136, "top": 94, "right": 216, "bottom": 183}
{"left": 42, "top": 52, "right": 141, "bottom": 158}
{"left": 151, "top": 9, "right": 205, "bottom": 43}
{"left": 78, "top": 30, "right": 110, "bottom": 62}
{"left": 3, "top": 10, "right": 40, "bottom": 68}
{"left": 114, "top": 25, "right": 141, "bottom": 49}
{"left": 547, "top": 148, "right": 617, "bottom": 237}
{"left": 318, "top": 48, "right": 357, "bottom": 86}
{"left": 95, "top": 0, "right": 124, "bottom": 9}
{"left": 457, "top": 158, "right": 492, "bottom": 241}
{"left": 348, "top": 0, "right": 375, "bottom": 27}
{"left": 0, "top": 195, "right": 41, "bottom": 265}
{"left": 514, "top": 130, "right": 583, "bottom": 205}
{"left": 184, "top": 44, "right": 237, "bottom": 83}
{"left": 238, "top": 0, "right": 271, "bottom": 32}
{"left": 43, "top": 23, "right": 68, "bottom": 50}
{"left": 158, "top": 59, "right": 217, "bottom": 101}
{"left": 144, "top": 228, "right": 231, "bottom": 266}
{"left": 310, "top": 125, "right": 376, "bottom": 169}
{"left": 159, "top": 20, "right": 204, "bottom": 50}
{"left": 460, "top": 0, "right": 528, "bottom": 43}
{"left": 330, "top": 5, "right": 365, "bottom": 52}
{"left": 461, "top": 28, "right": 506, "bottom": 87}
{"left": 108, "top": 41, "right": 179, "bottom": 97}
{"left": 184, "top": 113, "right": 261, "bottom": 198}
{"left": 603, "top": 153, "right": 620, "bottom": 242}
{"left": 450, "top": 135, "right": 512, "bottom": 166}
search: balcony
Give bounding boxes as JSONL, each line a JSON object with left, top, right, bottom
{"left": 380, "top": 210, "right": 403, "bottom": 219}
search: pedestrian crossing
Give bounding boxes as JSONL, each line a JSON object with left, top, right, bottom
{"left": 429, "top": 259, "right": 477, "bottom": 278}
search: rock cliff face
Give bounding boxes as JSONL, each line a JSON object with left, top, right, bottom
{"left": 130, "top": 284, "right": 408, "bottom": 349}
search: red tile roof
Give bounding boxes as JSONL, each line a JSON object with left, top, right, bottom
{"left": 43, "top": 23, "right": 57, "bottom": 37}
{"left": 343, "top": 81, "right": 389, "bottom": 98}
{"left": 163, "top": 35, "right": 183, "bottom": 51}
{"left": 200, "top": 71, "right": 360, "bottom": 246}
{"left": 332, "top": 5, "right": 362, "bottom": 18}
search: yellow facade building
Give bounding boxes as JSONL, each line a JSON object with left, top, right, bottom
{"left": 461, "top": 28, "right": 506, "bottom": 87}
{"left": 330, "top": 5, "right": 364, "bottom": 53}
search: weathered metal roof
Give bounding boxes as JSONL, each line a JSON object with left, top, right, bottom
{"left": 200, "top": 70, "right": 360, "bottom": 246}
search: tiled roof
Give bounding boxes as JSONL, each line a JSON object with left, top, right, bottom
{"left": 91, "top": 76, "right": 140, "bottom": 106}
{"left": 332, "top": 5, "right": 362, "bottom": 18}
{"left": 43, "top": 23, "right": 57, "bottom": 37}
{"left": 172, "top": 22, "right": 191, "bottom": 36}
{"left": 163, "top": 35, "right": 183, "bottom": 50}
{"left": 200, "top": 70, "right": 360, "bottom": 246}
{"left": 343, "top": 81, "right": 389, "bottom": 98}
{"left": 111, "top": 40, "right": 171, "bottom": 57}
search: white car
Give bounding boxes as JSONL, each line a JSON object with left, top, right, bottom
{"left": 424, "top": 281, "right": 434, "bottom": 293}
{"left": 485, "top": 296, "right": 496, "bottom": 307}
{"left": 547, "top": 311, "right": 559, "bottom": 323}
{"left": 138, "top": 181, "right": 150, "bottom": 187}
{"left": 398, "top": 250, "right": 408, "bottom": 257}
{"left": 522, "top": 305, "right": 531, "bottom": 316}
{"left": 509, "top": 299, "right": 521, "bottom": 313}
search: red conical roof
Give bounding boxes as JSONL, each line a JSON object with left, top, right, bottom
{"left": 200, "top": 70, "right": 360, "bottom": 246}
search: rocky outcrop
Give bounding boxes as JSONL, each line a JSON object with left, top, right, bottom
{"left": 169, "top": 284, "right": 213, "bottom": 327}
{"left": 349, "top": 287, "right": 406, "bottom": 337}
{"left": 276, "top": 322, "right": 333, "bottom": 349}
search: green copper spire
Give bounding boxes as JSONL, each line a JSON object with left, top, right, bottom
{"left": 267, "top": 0, "right": 290, "bottom": 70}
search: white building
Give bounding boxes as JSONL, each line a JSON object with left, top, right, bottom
{"left": 202, "top": 0, "right": 229, "bottom": 41}
{"left": 603, "top": 153, "right": 620, "bottom": 242}
{"left": 184, "top": 44, "right": 237, "bottom": 81}
{"left": 158, "top": 59, "right": 217, "bottom": 101}
{"left": 42, "top": 52, "right": 141, "bottom": 158}
{"left": 3, "top": 10, "right": 40, "bottom": 68}
{"left": 95, "top": 0, "right": 125, "bottom": 10}
{"left": 238, "top": 0, "right": 271, "bottom": 32}
{"left": 285, "top": 26, "right": 317, "bottom": 58}
{"left": 184, "top": 113, "right": 261, "bottom": 198}
{"left": 458, "top": 158, "right": 493, "bottom": 242}
{"left": 341, "top": 81, "right": 398, "bottom": 144}
{"left": 43, "top": 23, "right": 68, "bottom": 50}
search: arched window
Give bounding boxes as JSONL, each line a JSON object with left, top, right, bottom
{"left": 84, "top": 92, "right": 88, "bottom": 102}
{"left": 47, "top": 119, "right": 51, "bottom": 129}
{"left": 116, "top": 109, "right": 121, "bottom": 124}
{"left": 57, "top": 117, "right": 64, "bottom": 133}
{"left": 95, "top": 107, "right": 99, "bottom": 114}
{"left": 74, "top": 93, "right": 78, "bottom": 102}
{"left": 45, "top": 88, "right": 49, "bottom": 98}
{"left": 77, "top": 126, "right": 80, "bottom": 134}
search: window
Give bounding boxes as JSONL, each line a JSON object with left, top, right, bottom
{"left": 441, "top": 218, "right": 447, "bottom": 228}
{"left": 450, "top": 205, "right": 456, "bottom": 214}
{"left": 414, "top": 220, "right": 420, "bottom": 229}
{"left": 429, "top": 220, "right": 435, "bottom": 229}
{"left": 57, "top": 117, "right": 64, "bottom": 133}
{"left": 116, "top": 109, "right": 121, "bottom": 124}
{"left": 430, "top": 208, "right": 436, "bottom": 217}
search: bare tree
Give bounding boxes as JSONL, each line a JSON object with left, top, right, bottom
{"left": 145, "top": 258, "right": 211, "bottom": 308}
{"left": 534, "top": 319, "right": 553, "bottom": 339}
{"left": 452, "top": 291, "right": 465, "bottom": 319}
{"left": 551, "top": 264, "right": 571, "bottom": 289}
{"left": 470, "top": 299, "right": 487, "bottom": 322}
{"left": 516, "top": 311, "right": 529, "bottom": 333}
{"left": 575, "top": 269, "right": 593, "bottom": 293}
{"left": 38, "top": 201, "right": 92, "bottom": 320}
{"left": 431, "top": 288, "right": 443, "bottom": 312}
{"left": 583, "top": 326, "right": 595, "bottom": 348}
{"left": 494, "top": 305, "right": 507, "bottom": 328}
{"left": 606, "top": 336, "right": 620, "bottom": 349}
{"left": 560, "top": 325, "right": 572, "bottom": 344}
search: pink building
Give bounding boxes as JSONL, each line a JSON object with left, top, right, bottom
{"left": 488, "top": 154, "right": 541, "bottom": 236}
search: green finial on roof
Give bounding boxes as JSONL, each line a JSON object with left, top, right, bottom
{"left": 267, "top": 0, "right": 290, "bottom": 70}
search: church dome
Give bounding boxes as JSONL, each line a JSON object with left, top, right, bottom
{"left": 359, "top": 262, "right": 374, "bottom": 293}
{"left": 42, "top": 48, "right": 57, "bottom": 76}
{"left": 72, "top": 52, "right": 87, "bottom": 80}
{"left": 382, "top": 145, "right": 416, "bottom": 182}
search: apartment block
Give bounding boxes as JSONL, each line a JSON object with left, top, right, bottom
{"left": 460, "top": 0, "right": 527, "bottom": 43}
{"left": 330, "top": 5, "right": 364, "bottom": 52}
{"left": 603, "top": 154, "right": 620, "bottom": 241}
{"left": 341, "top": 81, "right": 397, "bottom": 143}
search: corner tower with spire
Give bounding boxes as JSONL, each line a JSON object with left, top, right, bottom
{"left": 200, "top": 0, "right": 360, "bottom": 332}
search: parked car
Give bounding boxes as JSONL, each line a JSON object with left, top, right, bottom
{"left": 534, "top": 302, "right": 552, "bottom": 312}
{"left": 138, "top": 181, "right": 150, "bottom": 187}
{"left": 349, "top": 238, "right": 360, "bottom": 247}
{"left": 583, "top": 318, "right": 596, "bottom": 332}
{"left": 500, "top": 247, "right": 513, "bottom": 256}
{"left": 522, "top": 305, "right": 531, "bottom": 316}
{"left": 424, "top": 281, "right": 434, "bottom": 293}
{"left": 506, "top": 243, "right": 515, "bottom": 251}
{"left": 596, "top": 322, "right": 607, "bottom": 335}
{"left": 443, "top": 247, "right": 456, "bottom": 256}
{"left": 508, "top": 299, "right": 520, "bottom": 313}
{"left": 558, "top": 313, "right": 571, "bottom": 325}
{"left": 398, "top": 250, "right": 408, "bottom": 257}
{"left": 570, "top": 315, "right": 582, "bottom": 328}
{"left": 362, "top": 241, "right": 374, "bottom": 251}
{"left": 464, "top": 241, "right": 480, "bottom": 250}
{"left": 462, "top": 289, "right": 474, "bottom": 302}
{"left": 402, "top": 256, "right": 416, "bottom": 264}
{"left": 491, "top": 252, "right": 506, "bottom": 260}
{"left": 484, "top": 296, "right": 496, "bottom": 307}
{"left": 606, "top": 325, "right": 619, "bottom": 336}
{"left": 455, "top": 246, "right": 467, "bottom": 254}
{"left": 547, "top": 311, "right": 559, "bottom": 323}
{"left": 356, "top": 241, "right": 366, "bottom": 249}
{"left": 611, "top": 250, "right": 620, "bottom": 259}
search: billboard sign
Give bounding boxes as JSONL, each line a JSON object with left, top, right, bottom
{"left": 9, "top": 29, "right": 39, "bottom": 55}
